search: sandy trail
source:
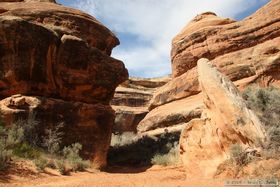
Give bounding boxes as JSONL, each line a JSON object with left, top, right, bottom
{"left": 0, "top": 165, "right": 224, "bottom": 187}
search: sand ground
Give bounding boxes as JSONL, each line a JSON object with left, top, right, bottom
{"left": 0, "top": 165, "right": 225, "bottom": 187}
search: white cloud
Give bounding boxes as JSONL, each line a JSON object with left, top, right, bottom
{"left": 74, "top": 0, "right": 268, "bottom": 77}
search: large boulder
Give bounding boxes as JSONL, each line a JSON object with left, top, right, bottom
{"left": 138, "top": 94, "right": 203, "bottom": 133}
{"left": 150, "top": 0, "right": 280, "bottom": 109}
{"left": 179, "top": 59, "right": 266, "bottom": 177}
{"left": 0, "top": 1, "right": 128, "bottom": 168}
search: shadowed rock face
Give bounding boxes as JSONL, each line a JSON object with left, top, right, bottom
{"left": 0, "top": 95, "right": 115, "bottom": 165}
{"left": 0, "top": 2, "right": 127, "bottom": 103}
{"left": 111, "top": 76, "right": 170, "bottom": 133}
{"left": 179, "top": 59, "right": 266, "bottom": 177}
{"left": 150, "top": 0, "right": 280, "bottom": 109}
{"left": 0, "top": 1, "right": 128, "bottom": 168}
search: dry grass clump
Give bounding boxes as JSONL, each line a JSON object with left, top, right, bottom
{"left": 151, "top": 142, "right": 180, "bottom": 166}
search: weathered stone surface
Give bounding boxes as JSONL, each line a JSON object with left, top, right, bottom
{"left": 212, "top": 37, "right": 280, "bottom": 89}
{"left": 112, "top": 87, "right": 153, "bottom": 108}
{"left": 138, "top": 94, "right": 203, "bottom": 133}
{"left": 179, "top": 59, "right": 266, "bottom": 177}
{"left": 150, "top": 36, "right": 280, "bottom": 109}
{"left": 0, "top": 1, "right": 128, "bottom": 168}
{"left": 111, "top": 76, "right": 169, "bottom": 133}
{"left": 149, "top": 68, "right": 199, "bottom": 110}
{"left": 150, "top": 0, "right": 280, "bottom": 113}
{"left": 112, "top": 106, "right": 148, "bottom": 133}
{"left": 0, "top": 94, "right": 114, "bottom": 168}
{"left": 172, "top": 0, "right": 280, "bottom": 78}
{"left": 0, "top": 2, "right": 127, "bottom": 104}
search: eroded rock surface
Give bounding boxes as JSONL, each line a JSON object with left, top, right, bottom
{"left": 111, "top": 76, "right": 170, "bottom": 133}
{"left": 179, "top": 59, "right": 266, "bottom": 177}
{"left": 138, "top": 94, "right": 203, "bottom": 133}
{"left": 172, "top": 0, "right": 280, "bottom": 78}
{"left": 0, "top": 1, "right": 128, "bottom": 168}
{"left": 150, "top": 0, "right": 280, "bottom": 109}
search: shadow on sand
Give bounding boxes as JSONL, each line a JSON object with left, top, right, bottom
{"left": 105, "top": 165, "right": 152, "bottom": 174}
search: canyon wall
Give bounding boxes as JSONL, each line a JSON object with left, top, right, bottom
{"left": 150, "top": 0, "right": 280, "bottom": 110}
{"left": 0, "top": 0, "right": 128, "bottom": 168}
{"left": 139, "top": 0, "right": 280, "bottom": 135}
{"left": 111, "top": 76, "right": 170, "bottom": 133}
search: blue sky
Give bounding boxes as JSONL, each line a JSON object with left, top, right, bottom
{"left": 57, "top": 0, "right": 269, "bottom": 78}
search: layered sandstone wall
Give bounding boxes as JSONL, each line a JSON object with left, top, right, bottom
{"left": 0, "top": 0, "right": 128, "bottom": 168}
{"left": 111, "top": 76, "right": 170, "bottom": 133}
{"left": 138, "top": 0, "right": 280, "bottom": 135}
{"left": 150, "top": 0, "right": 280, "bottom": 110}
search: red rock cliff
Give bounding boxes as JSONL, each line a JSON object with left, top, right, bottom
{"left": 0, "top": 0, "right": 128, "bottom": 168}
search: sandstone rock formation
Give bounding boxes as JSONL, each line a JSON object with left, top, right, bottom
{"left": 172, "top": 0, "right": 280, "bottom": 78}
{"left": 179, "top": 59, "right": 266, "bottom": 177}
{"left": 0, "top": 95, "right": 115, "bottom": 165}
{"left": 111, "top": 76, "right": 170, "bottom": 133}
{"left": 150, "top": 0, "right": 280, "bottom": 109}
{"left": 0, "top": 1, "right": 128, "bottom": 168}
{"left": 138, "top": 93, "right": 203, "bottom": 133}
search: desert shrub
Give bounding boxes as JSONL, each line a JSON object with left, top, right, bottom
{"left": 0, "top": 138, "right": 12, "bottom": 171}
{"left": 242, "top": 86, "right": 280, "bottom": 151}
{"left": 5, "top": 124, "right": 24, "bottom": 148}
{"left": 12, "top": 142, "right": 41, "bottom": 159}
{"left": 42, "top": 123, "right": 64, "bottom": 155}
{"left": 55, "top": 159, "right": 70, "bottom": 175}
{"left": 34, "top": 157, "right": 48, "bottom": 172}
{"left": 46, "top": 159, "right": 57, "bottom": 169}
{"left": 0, "top": 122, "right": 24, "bottom": 170}
{"left": 62, "top": 143, "right": 90, "bottom": 172}
{"left": 110, "top": 132, "right": 137, "bottom": 147}
{"left": 19, "top": 113, "right": 40, "bottom": 147}
{"left": 151, "top": 142, "right": 180, "bottom": 166}
{"left": 230, "top": 144, "right": 250, "bottom": 166}
{"left": 108, "top": 131, "right": 180, "bottom": 166}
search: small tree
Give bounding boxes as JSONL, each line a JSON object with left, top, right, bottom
{"left": 42, "top": 123, "right": 64, "bottom": 155}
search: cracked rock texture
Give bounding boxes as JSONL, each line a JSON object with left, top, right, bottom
{"left": 179, "top": 59, "right": 266, "bottom": 177}
{"left": 0, "top": 0, "right": 128, "bottom": 168}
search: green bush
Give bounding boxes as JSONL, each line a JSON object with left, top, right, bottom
{"left": 0, "top": 122, "right": 24, "bottom": 170}
{"left": 12, "top": 142, "right": 41, "bottom": 159}
{"left": 55, "top": 159, "right": 70, "bottom": 175}
{"left": 0, "top": 117, "right": 90, "bottom": 174}
{"left": 34, "top": 157, "right": 48, "bottom": 172}
{"left": 151, "top": 142, "right": 180, "bottom": 166}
